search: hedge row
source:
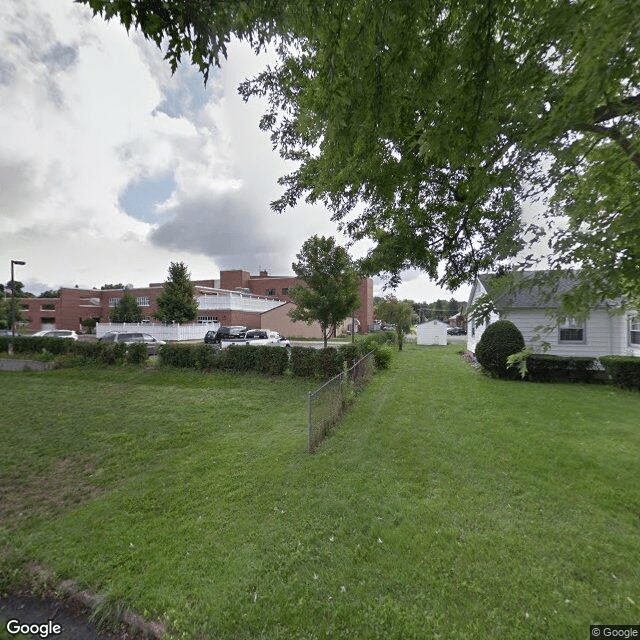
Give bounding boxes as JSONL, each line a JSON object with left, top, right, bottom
{"left": 0, "top": 335, "right": 394, "bottom": 378}
{"left": 159, "top": 339, "right": 391, "bottom": 379}
{"left": 599, "top": 356, "right": 640, "bottom": 391}
{"left": 158, "top": 344, "right": 290, "bottom": 375}
{"left": 525, "top": 354, "right": 600, "bottom": 383}
{"left": 0, "top": 336, "right": 148, "bottom": 365}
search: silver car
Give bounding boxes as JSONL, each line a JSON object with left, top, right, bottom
{"left": 99, "top": 332, "right": 166, "bottom": 355}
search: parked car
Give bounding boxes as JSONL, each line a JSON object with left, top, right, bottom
{"left": 0, "top": 329, "right": 13, "bottom": 337}
{"left": 29, "top": 329, "right": 79, "bottom": 340}
{"left": 447, "top": 326, "right": 467, "bottom": 336}
{"left": 244, "top": 330, "right": 291, "bottom": 348}
{"left": 99, "top": 332, "right": 165, "bottom": 354}
{"left": 204, "top": 326, "right": 247, "bottom": 346}
{"left": 218, "top": 329, "right": 291, "bottom": 349}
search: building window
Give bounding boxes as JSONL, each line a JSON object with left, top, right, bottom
{"left": 629, "top": 315, "right": 640, "bottom": 345}
{"left": 41, "top": 304, "right": 55, "bottom": 311}
{"left": 266, "top": 288, "right": 276, "bottom": 296}
{"left": 136, "top": 297, "right": 150, "bottom": 307}
{"left": 559, "top": 318, "right": 585, "bottom": 343}
{"left": 282, "top": 288, "right": 289, "bottom": 296}
{"left": 109, "top": 297, "right": 121, "bottom": 307}
{"left": 198, "top": 316, "right": 219, "bottom": 323}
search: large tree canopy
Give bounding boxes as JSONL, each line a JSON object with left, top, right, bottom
{"left": 82, "top": 0, "right": 640, "bottom": 312}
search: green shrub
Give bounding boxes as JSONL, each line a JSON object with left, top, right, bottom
{"left": 159, "top": 343, "right": 197, "bottom": 368}
{"left": 223, "top": 345, "right": 258, "bottom": 372}
{"left": 372, "top": 344, "right": 392, "bottom": 369}
{"left": 338, "top": 343, "right": 361, "bottom": 366}
{"left": 194, "top": 344, "right": 218, "bottom": 370}
{"left": 316, "top": 347, "right": 343, "bottom": 379}
{"left": 126, "top": 342, "right": 149, "bottom": 365}
{"left": 291, "top": 347, "right": 317, "bottom": 378}
{"left": 254, "top": 346, "right": 289, "bottom": 375}
{"left": 599, "top": 356, "right": 640, "bottom": 391}
{"left": 475, "top": 320, "right": 525, "bottom": 379}
{"left": 525, "top": 354, "right": 598, "bottom": 383}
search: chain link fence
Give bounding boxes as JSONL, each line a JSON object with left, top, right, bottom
{"left": 307, "top": 351, "right": 376, "bottom": 453}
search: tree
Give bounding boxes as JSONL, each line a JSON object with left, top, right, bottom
{"left": 375, "top": 296, "right": 414, "bottom": 351}
{"left": 39, "top": 289, "right": 61, "bottom": 298}
{"left": 81, "top": 0, "right": 640, "bottom": 314}
{"left": 154, "top": 262, "right": 198, "bottom": 324}
{"left": 101, "top": 283, "right": 125, "bottom": 290}
{"left": 109, "top": 289, "right": 143, "bottom": 323}
{"left": 288, "top": 235, "right": 361, "bottom": 348}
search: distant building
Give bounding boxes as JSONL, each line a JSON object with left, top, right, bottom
{"left": 18, "top": 269, "right": 374, "bottom": 339}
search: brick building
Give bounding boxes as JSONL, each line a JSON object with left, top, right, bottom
{"left": 18, "top": 269, "right": 374, "bottom": 338}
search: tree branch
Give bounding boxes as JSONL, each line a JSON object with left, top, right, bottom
{"left": 577, "top": 123, "right": 640, "bottom": 170}
{"left": 592, "top": 95, "right": 640, "bottom": 124}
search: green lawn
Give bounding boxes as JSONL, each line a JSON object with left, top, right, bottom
{"left": 1, "top": 346, "right": 639, "bottom": 639}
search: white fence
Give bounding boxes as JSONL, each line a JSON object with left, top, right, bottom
{"left": 96, "top": 322, "right": 219, "bottom": 341}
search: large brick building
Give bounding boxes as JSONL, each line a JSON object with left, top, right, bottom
{"left": 17, "top": 269, "right": 374, "bottom": 338}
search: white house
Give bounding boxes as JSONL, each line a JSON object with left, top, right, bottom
{"left": 467, "top": 272, "right": 640, "bottom": 358}
{"left": 417, "top": 320, "right": 448, "bottom": 345}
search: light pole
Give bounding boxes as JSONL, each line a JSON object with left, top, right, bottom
{"left": 10, "top": 259, "right": 26, "bottom": 340}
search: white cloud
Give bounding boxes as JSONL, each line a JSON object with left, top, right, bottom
{"left": 0, "top": 0, "right": 459, "bottom": 304}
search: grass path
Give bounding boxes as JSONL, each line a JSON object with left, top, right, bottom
{"left": 1, "top": 347, "right": 639, "bottom": 639}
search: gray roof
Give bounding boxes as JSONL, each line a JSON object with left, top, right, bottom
{"left": 478, "top": 270, "right": 614, "bottom": 310}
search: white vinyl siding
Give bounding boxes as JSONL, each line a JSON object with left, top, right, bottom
{"left": 502, "top": 309, "right": 618, "bottom": 357}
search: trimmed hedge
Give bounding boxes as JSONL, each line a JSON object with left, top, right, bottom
{"left": 0, "top": 336, "right": 142, "bottom": 365}
{"left": 291, "top": 346, "right": 318, "bottom": 378}
{"left": 525, "top": 354, "right": 598, "bottom": 383}
{"left": 476, "top": 321, "right": 525, "bottom": 379}
{"left": 599, "top": 356, "right": 640, "bottom": 391}
{"left": 158, "top": 343, "right": 290, "bottom": 375}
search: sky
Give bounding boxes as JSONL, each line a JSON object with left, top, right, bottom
{"left": 0, "top": 0, "right": 470, "bottom": 304}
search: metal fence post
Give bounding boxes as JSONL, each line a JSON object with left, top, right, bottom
{"left": 307, "top": 390, "right": 313, "bottom": 453}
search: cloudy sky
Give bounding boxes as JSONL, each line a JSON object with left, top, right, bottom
{"left": 0, "top": 0, "right": 470, "bottom": 303}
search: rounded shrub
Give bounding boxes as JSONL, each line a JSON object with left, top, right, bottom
{"left": 475, "top": 320, "right": 525, "bottom": 379}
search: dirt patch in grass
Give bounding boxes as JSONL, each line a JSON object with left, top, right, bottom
{"left": 0, "top": 456, "right": 105, "bottom": 532}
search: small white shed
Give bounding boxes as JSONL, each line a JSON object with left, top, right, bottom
{"left": 417, "top": 320, "right": 448, "bottom": 345}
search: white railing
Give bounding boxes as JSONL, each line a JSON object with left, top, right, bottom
{"left": 197, "top": 294, "right": 284, "bottom": 313}
{"left": 96, "top": 322, "right": 219, "bottom": 341}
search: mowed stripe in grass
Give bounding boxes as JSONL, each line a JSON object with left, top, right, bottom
{"left": 1, "top": 347, "right": 639, "bottom": 639}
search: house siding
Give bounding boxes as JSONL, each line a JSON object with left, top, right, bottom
{"left": 466, "top": 280, "right": 499, "bottom": 353}
{"left": 467, "top": 273, "right": 639, "bottom": 357}
{"left": 502, "top": 309, "right": 617, "bottom": 357}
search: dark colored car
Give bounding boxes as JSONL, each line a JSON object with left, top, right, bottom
{"left": 204, "top": 326, "right": 247, "bottom": 345}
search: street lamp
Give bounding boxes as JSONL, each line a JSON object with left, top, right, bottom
{"left": 10, "top": 259, "right": 26, "bottom": 340}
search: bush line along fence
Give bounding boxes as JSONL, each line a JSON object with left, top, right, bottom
{"left": 0, "top": 336, "right": 149, "bottom": 365}
{"left": 307, "top": 351, "right": 376, "bottom": 453}
{"left": 0, "top": 334, "right": 394, "bottom": 381}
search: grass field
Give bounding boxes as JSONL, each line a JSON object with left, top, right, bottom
{"left": 1, "top": 345, "right": 639, "bottom": 639}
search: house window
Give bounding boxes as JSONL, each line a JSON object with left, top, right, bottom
{"left": 629, "top": 315, "right": 640, "bottom": 345}
{"left": 266, "top": 288, "right": 276, "bottom": 296}
{"left": 282, "top": 288, "right": 289, "bottom": 296}
{"left": 109, "top": 297, "right": 121, "bottom": 307}
{"left": 559, "top": 318, "right": 585, "bottom": 343}
{"left": 136, "top": 297, "right": 150, "bottom": 307}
